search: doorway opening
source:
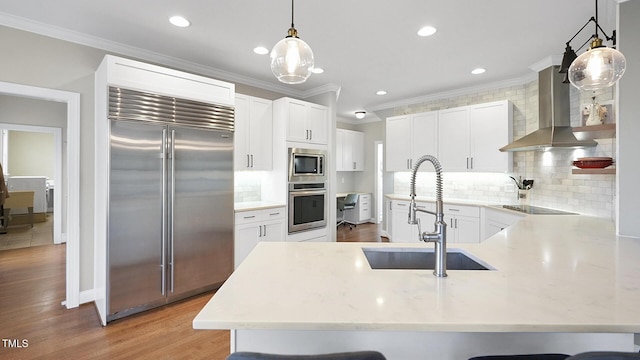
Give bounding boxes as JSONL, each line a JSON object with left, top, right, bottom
{"left": 0, "top": 124, "right": 63, "bottom": 247}
{"left": 375, "top": 141, "right": 384, "bottom": 224}
{"left": 0, "top": 81, "right": 81, "bottom": 309}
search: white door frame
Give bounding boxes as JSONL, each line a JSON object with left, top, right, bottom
{"left": 0, "top": 81, "right": 81, "bottom": 309}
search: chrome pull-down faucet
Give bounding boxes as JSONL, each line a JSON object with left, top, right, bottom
{"left": 408, "top": 155, "right": 447, "bottom": 277}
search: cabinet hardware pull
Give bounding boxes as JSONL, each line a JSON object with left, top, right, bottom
{"left": 258, "top": 225, "right": 262, "bottom": 237}
{"left": 263, "top": 225, "right": 267, "bottom": 237}
{"left": 250, "top": 154, "right": 254, "bottom": 168}
{"left": 470, "top": 157, "right": 473, "bottom": 169}
{"left": 247, "top": 154, "right": 250, "bottom": 168}
{"left": 448, "top": 208, "right": 460, "bottom": 212}
{"left": 270, "top": 212, "right": 280, "bottom": 216}
{"left": 353, "top": 161, "right": 356, "bottom": 169}
{"left": 244, "top": 215, "right": 256, "bottom": 219}
{"left": 466, "top": 157, "right": 469, "bottom": 169}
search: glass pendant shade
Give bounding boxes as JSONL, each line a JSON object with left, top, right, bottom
{"left": 568, "top": 46, "right": 626, "bottom": 90}
{"left": 270, "top": 32, "right": 314, "bottom": 84}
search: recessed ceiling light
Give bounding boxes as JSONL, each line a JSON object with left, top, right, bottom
{"left": 311, "top": 67, "right": 324, "bottom": 74}
{"left": 355, "top": 111, "right": 366, "bottom": 119}
{"left": 169, "top": 16, "right": 190, "bottom": 28}
{"left": 417, "top": 26, "right": 437, "bottom": 37}
{"left": 471, "top": 68, "right": 486, "bottom": 75}
{"left": 376, "top": 90, "right": 387, "bottom": 96}
{"left": 253, "top": 46, "right": 269, "bottom": 55}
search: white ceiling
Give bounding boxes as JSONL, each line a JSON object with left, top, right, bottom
{"left": 0, "top": 0, "right": 617, "bottom": 122}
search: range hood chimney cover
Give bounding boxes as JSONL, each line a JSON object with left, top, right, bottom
{"left": 499, "top": 66, "right": 597, "bottom": 152}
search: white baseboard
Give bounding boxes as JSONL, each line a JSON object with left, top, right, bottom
{"left": 79, "top": 289, "right": 95, "bottom": 304}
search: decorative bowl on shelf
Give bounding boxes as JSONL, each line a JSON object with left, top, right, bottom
{"left": 572, "top": 157, "right": 614, "bottom": 169}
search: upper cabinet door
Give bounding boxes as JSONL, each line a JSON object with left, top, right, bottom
{"left": 351, "top": 130, "right": 364, "bottom": 171}
{"left": 337, "top": 129, "right": 365, "bottom": 171}
{"left": 410, "top": 111, "right": 438, "bottom": 171}
{"left": 308, "top": 104, "right": 328, "bottom": 145}
{"left": 469, "top": 100, "right": 512, "bottom": 172}
{"left": 286, "top": 99, "right": 310, "bottom": 143}
{"left": 438, "top": 107, "right": 470, "bottom": 172}
{"left": 249, "top": 98, "right": 273, "bottom": 170}
{"left": 234, "top": 95, "right": 273, "bottom": 171}
{"left": 279, "top": 98, "right": 328, "bottom": 145}
{"left": 386, "top": 115, "right": 412, "bottom": 171}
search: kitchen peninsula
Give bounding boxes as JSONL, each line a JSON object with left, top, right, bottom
{"left": 194, "top": 213, "right": 640, "bottom": 359}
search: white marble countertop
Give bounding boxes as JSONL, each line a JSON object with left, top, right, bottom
{"left": 386, "top": 193, "right": 511, "bottom": 207}
{"left": 194, "top": 214, "right": 640, "bottom": 333}
{"left": 234, "top": 201, "right": 285, "bottom": 212}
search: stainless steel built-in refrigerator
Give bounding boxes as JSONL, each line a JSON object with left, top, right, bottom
{"left": 107, "top": 87, "right": 234, "bottom": 322}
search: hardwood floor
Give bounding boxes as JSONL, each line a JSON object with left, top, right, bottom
{"left": 0, "top": 223, "right": 383, "bottom": 359}
{"left": 336, "top": 221, "right": 388, "bottom": 243}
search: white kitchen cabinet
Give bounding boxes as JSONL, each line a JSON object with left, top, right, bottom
{"left": 482, "top": 207, "right": 525, "bottom": 240}
{"left": 389, "top": 199, "right": 436, "bottom": 243}
{"left": 438, "top": 101, "right": 512, "bottom": 173}
{"left": 390, "top": 200, "right": 414, "bottom": 242}
{"left": 469, "top": 100, "right": 513, "bottom": 172}
{"left": 386, "top": 111, "right": 438, "bottom": 171}
{"left": 275, "top": 97, "right": 328, "bottom": 145}
{"left": 234, "top": 94, "right": 273, "bottom": 171}
{"left": 99, "top": 55, "right": 235, "bottom": 106}
{"left": 443, "top": 204, "right": 480, "bottom": 243}
{"left": 234, "top": 207, "right": 285, "bottom": 268}
{"left": 336, "top": 129, "right": 364, "bottom": 171}
{"left": 345, "top": 193, "right": 372, "bottom": 224}
{"left": 437, "top": 107, "right": 470, "bottom": 172}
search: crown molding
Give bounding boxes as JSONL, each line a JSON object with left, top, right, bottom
{"left": 366, "top": 72, "right": 538, "bottom": 113}
{"left": 0, "top": 12, "right": 341, "bottom": 100}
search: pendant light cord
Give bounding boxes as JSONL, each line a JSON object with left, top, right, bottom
{"left": 594, "top": 0, "right": 599, "bottom": 38}
{"left": 291, "top": 0, "right": 295, "bottom": 28}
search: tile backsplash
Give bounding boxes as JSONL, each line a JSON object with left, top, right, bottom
{"left": 234, "top": 171, "right": 262, "bottom": 203}
{"left": 392, "top": 79, "right": 616, "bottom": 219}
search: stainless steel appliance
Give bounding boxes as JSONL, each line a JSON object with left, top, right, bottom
{"left": 500, "top": 66, "right": 597, "bottom": 152}
{"left": 107, "top": 87, "right": 234, "bottom": 322}
{"left": 288, "top": 182, "right": 327, "bottom": 233}
{"left": 288, "top": 148, "right": 325, "bottom": 182}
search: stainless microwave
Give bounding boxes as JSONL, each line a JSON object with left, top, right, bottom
{"left": 288, "top": 148, "right": 326, "bottom": 182}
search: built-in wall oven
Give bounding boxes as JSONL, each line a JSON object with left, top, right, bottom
{"left": 288, "top": 182, "right": 327, "bottom": 233}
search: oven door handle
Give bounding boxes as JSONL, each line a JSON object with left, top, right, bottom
{"left": 289, "top": 189, "right": 326, "bottom": 196}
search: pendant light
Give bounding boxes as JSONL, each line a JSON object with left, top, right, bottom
{"left": 270, "top": 0, "right": 314, "bottom": 84}
{"left": 564, "top": 0, "right": 626, "bottom": 90}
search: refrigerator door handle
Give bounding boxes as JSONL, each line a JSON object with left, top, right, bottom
{"left": 169, "top": 129, "right": 176, "bottom": 293}
{"left": 161, "top": 128, "right": 167, "bottom": 296}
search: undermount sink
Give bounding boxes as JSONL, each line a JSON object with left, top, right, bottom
{"left": 362, "top": 247, "right": 494, "bottom": 271}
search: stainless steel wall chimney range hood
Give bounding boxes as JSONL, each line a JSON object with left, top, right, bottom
{"left": 499, "top": 66, "right": 597, "bottom": 152}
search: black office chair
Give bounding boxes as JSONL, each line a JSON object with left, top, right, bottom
{"left": 342, "top": 193, "right": 359, "bottom": 230}
{"left": 226, "top": 351, "right": 386, "bottom": 360}
{"left": 469, "top": 352, "right": 640, "bottom": 360}
{"left": 468, "top": 355, "right": 569, "bottom": 360}
{"left": 568, "top": 353, "right": 640, "bottom": 360}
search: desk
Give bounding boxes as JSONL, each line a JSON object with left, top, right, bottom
{"left": 337, "top": 192, "right": 371, "bottom": 226}
{"left": 2, "top": 190, "right": 35, "bottom": 230}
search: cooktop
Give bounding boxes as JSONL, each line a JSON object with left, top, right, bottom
{"left": 501, "top": 204, "right": 577, "bottom": 215}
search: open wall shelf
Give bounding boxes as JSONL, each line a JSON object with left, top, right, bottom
{"left": 573, "top": 123, "right": 616, "bottom": 140}
{"left": 572, "top": 168, "right": 616, "bottom": 175}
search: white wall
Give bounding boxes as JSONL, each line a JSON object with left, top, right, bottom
{"left": 7, "top": 131, "right": 55, "bottom": 178}
{"left": 0, "top": 26, "right": 102, "bottom": 291}
{"left": 617, "top": 0, "right": 640, "bottom": 237}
